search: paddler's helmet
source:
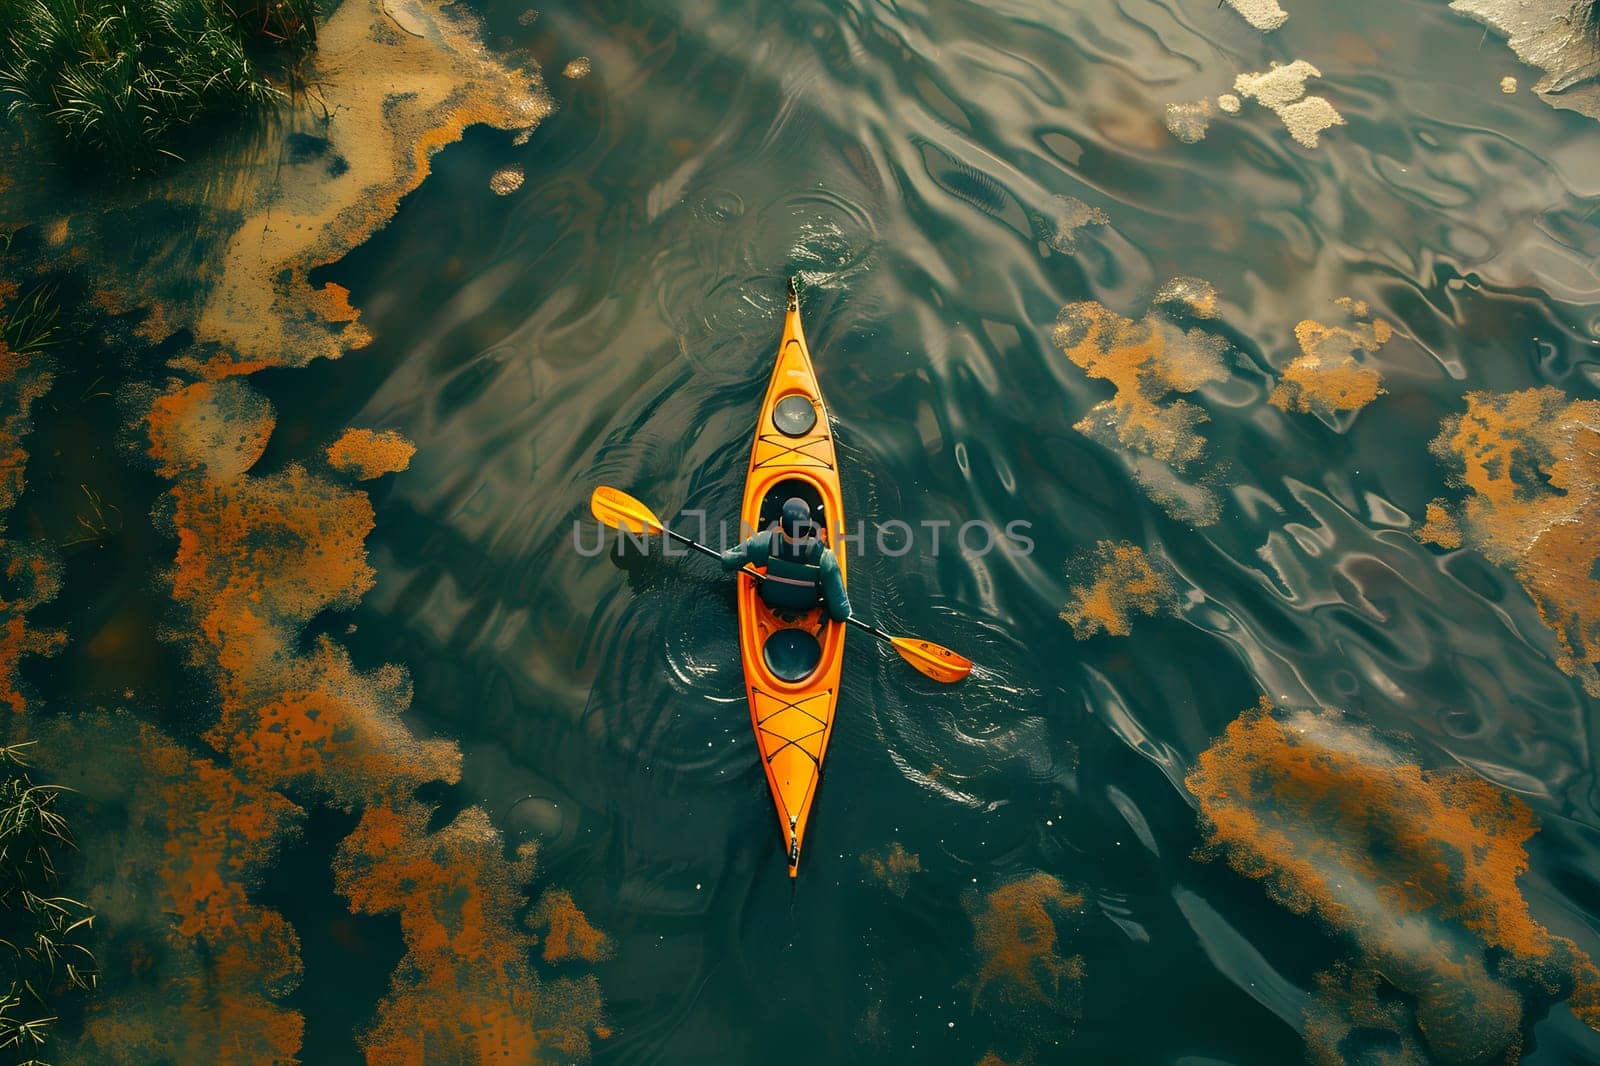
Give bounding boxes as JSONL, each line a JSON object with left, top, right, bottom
{"left": 780, "top": 497, "right": 814, "bottom": 541}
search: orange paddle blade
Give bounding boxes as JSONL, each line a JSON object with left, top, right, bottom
{"left": 589, "top": 485, "right": 664, "bottom": 536}
{"left": 888, "top": 635, "right": 972, "bottom": 683}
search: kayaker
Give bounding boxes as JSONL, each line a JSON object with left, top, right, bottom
{"left": 721, "top": 497, "right": 851, "bottom": 623}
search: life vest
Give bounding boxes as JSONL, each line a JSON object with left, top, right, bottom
{"left": 759, "top": 529, "right": 825, "bottom": 611}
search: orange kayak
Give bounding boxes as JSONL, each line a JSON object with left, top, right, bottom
{"left": 736, "top": 285, "right": 846, "bottom": 877}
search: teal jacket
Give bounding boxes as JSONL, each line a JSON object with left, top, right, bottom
{"left": 721, "top": 530, "right": 851, "bottom": 622}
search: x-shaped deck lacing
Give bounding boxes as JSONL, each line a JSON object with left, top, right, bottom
{"left": 755, "top": 688, "right": 831, "bottom": 770}
{"left": 753, "top": 433, "right": 835, "bottom": 470}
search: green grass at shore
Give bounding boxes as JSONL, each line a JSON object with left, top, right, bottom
{"left": 0, "top": 741, "right": 95, "bottom": 1064}
{"left": 0, "top": 0, "right": 319, "bottom": 174}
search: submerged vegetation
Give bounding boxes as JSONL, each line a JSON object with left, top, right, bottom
{"left": 0, "top": 742, "right": 95, "bottom": 1063}
{"left": 0, "top": 274, "right": 89, "bottom": 1064}
{"left": 0, "top": 0, "right": 319, "bottom": 173}
{"left": 0, "top": 278, "right": 57, "bottom": 358}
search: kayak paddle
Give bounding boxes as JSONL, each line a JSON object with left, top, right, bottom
{"left": 590, "top": 486, "right": 973, "bottom": 684}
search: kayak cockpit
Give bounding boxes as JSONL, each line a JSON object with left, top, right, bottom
{"left": 757, "top": 477, "right": 828, "bottom": 536}
{"left": 751, "top": 477, "right": 834, "bottom": 682}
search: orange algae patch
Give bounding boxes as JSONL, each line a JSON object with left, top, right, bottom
{"left": 1417, "top": 500, "right": 1461, "bottom": 549}
{"left": 1187, "top": 697, "right": 1600, "bottom": 1059}
{"left": 1270, "top": 300, "right": 1391, "bottom": 417}
{"left": 91, "top": 285, "right": 183, "bottom": 345}
{"left": 188, "top": 0, "right": 553, "bottom": 377}
{"left": 1427, "top": 388, "right": 1600, "bottom": 694}
{"left": 166, "top": 459, "right": 375, "bottom": 619}
{"left": 0, "top": 547, "right": 64, "bottom": 714}
{"left": 0, "top": 339, "right": 57, "bottom": 513}
{"left": 214, "top": 635, "right": 462, "bottom": 803}
{"left": 2, "top": 0, "right": 552, "bottom": 373}
{"left": 966, "top": 873, "right": 1085, "bottom": 1013}
{"left": 144, "top": 380, "right": 274, "bottom": 480}
{"left": 963, "top": 873, "right": 1085, "bottom": 1063}
{"left": 1053, "top": 297, "right": 1227, "bottom": 466}
{"left": 1059, "top": 540, "right": 1174, "bottom": 639}
{"left": 0, "top": 336, "right": 64, "bottom": 717}
{"left": 140, "top": 369, "right": 608, "bottom": 1058}
{"left": 0, "top": 0, "right": 552, "bottom": 375}
{"left": 532, "top": 889, "right": 615, "bottom": 964}
{"left": 309, "top": 280, "right": 361, "bottom": 324}
{"left": 335, "top": 802, "right": 608, "bottom": 1063}
{"left": 167, "top": 495, "right": 446, "bottom": 801}
{"left": 149, "top": 397, "right": 459, "bottom": 803}
{"left": 60, "top": 711, "right": 305, "bottom": 1063}
{"left": 327, "top": 427, "right": 417, "bottom": 480}
{"left": 1, "top": 3, "right": 592, "bottom": 1060}
{"left": 1052, "top": 283, "right": 1229, "bottom": 524}
{"left": 861, "top": 841, "right": 923, "bottom": 897}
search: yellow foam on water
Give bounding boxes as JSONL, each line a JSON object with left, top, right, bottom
{"left": 1224, "top": 0, "right": 1289, "bottom": 31}
{"left": 1235, "top": 60, "right": 1347, "bottom": 148}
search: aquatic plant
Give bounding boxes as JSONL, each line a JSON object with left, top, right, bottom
{"left": 0, "top": 0, "right": 319, "bottom": 173}
{"left": 0, "top": 741, "right": 96, "bottom": 1063}
{"left": 59, "top": 484, "right": 122, "bottom": 550}
{"left": 0, "top": 282, "right": 58, "bottom": 358}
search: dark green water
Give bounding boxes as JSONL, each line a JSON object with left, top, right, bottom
{"left": 281, "top": 0, "right": 1600, "bottom": 1061}
{"left": 11, "top": 0, "right": 1600, "bottom": 1061}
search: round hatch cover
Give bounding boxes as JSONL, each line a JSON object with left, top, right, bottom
{"left": 764, "top": 628, "right": 822, "bottom": 682}
{"left": 773, "top": 395, "right": 817, "bottom": 437}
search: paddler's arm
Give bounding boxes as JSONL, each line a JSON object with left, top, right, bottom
{"left": 818, "top": 548, "right": 851, "bottom": 621}
{"left": 720, "top": 530, "right": 772, "bottom": 571}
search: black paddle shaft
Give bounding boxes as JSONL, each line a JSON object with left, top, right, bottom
{"left": 659, "top": 527, "right": 889, "bottom": 644}
{"left": 662, "top": 528, "right": 750, "bottom": 573}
